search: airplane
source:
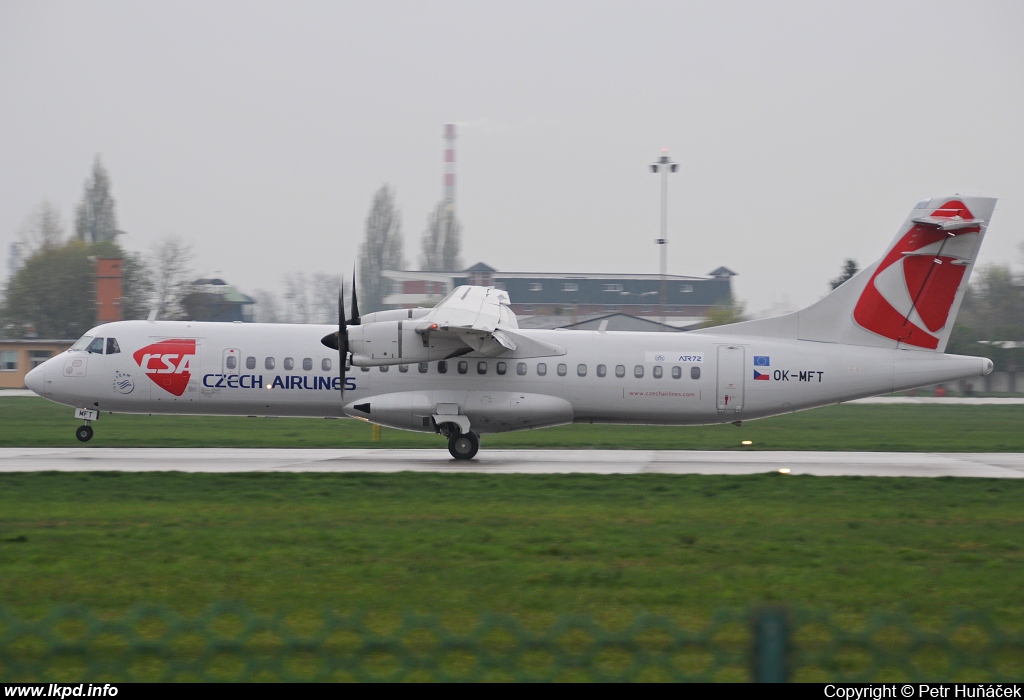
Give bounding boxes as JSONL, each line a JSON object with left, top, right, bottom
{"left": 24, "top": 195, "right": 997, "bottom": 460}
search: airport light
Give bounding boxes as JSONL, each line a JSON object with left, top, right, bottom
{"left": 651, "top": 148, "right": 678, "bottom": 326}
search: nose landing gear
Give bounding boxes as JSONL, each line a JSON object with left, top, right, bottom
{"left": 73, "top": 407, "right": 99, "bottom": 443}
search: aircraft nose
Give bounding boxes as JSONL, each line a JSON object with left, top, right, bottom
{"left": 24, "top": 363, "right": 45, "bottom": 394}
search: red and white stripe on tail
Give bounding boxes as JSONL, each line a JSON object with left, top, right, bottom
{"left": 852, "top": 197, "right": 994, "bottom": 350}
{"left": 699, "top": 195, "right": 996, "bottom": 353}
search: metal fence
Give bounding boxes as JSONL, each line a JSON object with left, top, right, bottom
{"left": 1, "top": 604, "right": 1022, "bottom": 682}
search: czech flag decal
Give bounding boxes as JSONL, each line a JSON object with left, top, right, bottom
{"left": 754, "top": 370, "right": 770, "bottom": 381}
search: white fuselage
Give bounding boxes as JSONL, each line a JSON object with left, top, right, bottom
{"left": 27, "top": 319, "right": 992, "bottom": 434}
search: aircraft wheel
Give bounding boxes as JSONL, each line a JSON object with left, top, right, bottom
{"left": 76, "top": 425, "right": 94, "bottom": 442}
{"left": 448, "top": 431, "right": 479, "bottom": 460}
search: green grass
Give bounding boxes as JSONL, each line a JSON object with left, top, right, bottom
{"left": 1, "top": 472, "right": 1023, "bottom": 629}
{"left": 2, "top": 396, "right": 1023, "bottom": 451}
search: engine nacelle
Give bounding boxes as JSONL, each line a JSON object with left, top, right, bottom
{"left": 348, "top": 320, "right": 465, "bottom": 366}
{"left": 358, "top": 308, "right": 432, "bottom": 325}
{"left": 345, "top": 391, "right": 574, "bottom": 434}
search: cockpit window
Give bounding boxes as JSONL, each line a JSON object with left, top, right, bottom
{"left": 106, "top": 338, "right": 121, "bottom": 355}
{"left": 87, "top": 338, "right": 105, "bottom": 354}
{"left": 70, "top": 336, "right": 94, "bottom": 351}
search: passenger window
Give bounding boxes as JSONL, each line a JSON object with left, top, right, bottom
{"left": 399, "top": 364, "right": 409, "bottom": 372}
{"left": 322, "top": 358, "right": 331, "bottom": 371}
{"left": 477, "top": 361, "right": 487, "bottom": 375}
{"left": 418, "top": 362, "right": 428, "bottom": 373}
{"left": 634, "top": 365, "right": 644, "bottom": 378}
{"left": 517, "top": 362, "right": 527, "bottom": 376}
{"left": 458, "top": 361, "right": 468, "bottom": 374}
{"left": 379, "top": 365, "right": 389, "bottom": 372}
{"left": 615, "top": 365, "right": 626, "bottom": 378}
{"left": 226, "top": 355, "right": 238, "bottom": 370}
{"left": 284, "top": 357, "right": 294, "bottom": 371}
{"left": 557, "top": 363, "right": 567, "bottom": 376}
{"left": 106, "top": 338, "right": 120, "bottom": 354}
{"left": 247, "top": 356, "right": 257, "bottom": 370}
{"left": 597, "top": 364, "right": 607, "bottom": 378}
{"left": 87, "top": 337, "right": 105, "bottom": 354}
{"left": 577, "top": 364, "right": 587, "bottom": 377}
{"left": 672, "top": 366, "right": 682, "bottom": 379}
{"left": 691, "top": 366, "right": 701, "bottom": 380}
{"left": 653, "top": 366, "right": 663, "bottom": 379}
{"left": 537, "top": 363, "right": 547, "bottom": 376}
{"left": 438, "top": 361, "right": 448, "bottom": 374}
{"left": 265, "top": 357, "right": 275, "bottom": 370}
{"left": 497, "top": 362, "right": 507, "bottom": 375}
{"left": 361, "top": 366, "right": 370, "bottom": 372}
{"left": 303, "top": 358, "right": 313, "bottom": 371}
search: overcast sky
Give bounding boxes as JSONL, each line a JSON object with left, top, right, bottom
{"left": 2, "top": 0, "right": 1022, "bottom": 314}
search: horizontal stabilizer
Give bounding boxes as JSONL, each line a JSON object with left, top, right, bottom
{"left": 911, "top": 215, "right": 984, "bottom": 231}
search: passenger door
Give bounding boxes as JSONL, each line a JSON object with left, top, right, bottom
{"left": 716, "top": 345, "right": 745, "bottom": 413}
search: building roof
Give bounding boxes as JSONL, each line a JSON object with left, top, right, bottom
{"left": 383, "top": 262, "right": 736, "bottom": 308}
{"left": 464, "top": 262, "right": 497, "bottom": 273}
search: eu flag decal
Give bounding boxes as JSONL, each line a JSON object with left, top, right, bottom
{"left": 754, "top": 370, "right": 770, "bottom": 381}
{"left": 754, "top": 355, "right": 770, "bottom": 366}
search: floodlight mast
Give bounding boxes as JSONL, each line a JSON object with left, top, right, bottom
{"left": 651, "top": 148, "right": 678, "bottom": 326}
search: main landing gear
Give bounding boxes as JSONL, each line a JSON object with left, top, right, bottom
{"left": 447, "top": 431, "right": 480, "bottom": 460}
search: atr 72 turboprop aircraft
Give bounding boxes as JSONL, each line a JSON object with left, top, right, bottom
{"left": 26, "top": 196, "right": 996, "bottom": 460}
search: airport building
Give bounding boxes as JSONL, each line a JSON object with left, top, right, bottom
{"left": 0, "top": 339, "right": 75, "bottom": 389}
{"left": 180, "top": 278, "right": 256, "bottom": 323}
{"left": 382, "top": 262, "right": 737, "bottom": 329}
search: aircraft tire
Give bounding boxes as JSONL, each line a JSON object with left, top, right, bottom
{"left": 448, "top": 431, "right": 479, "bottom": 460}
{"left": 76, "top": 425, "right": 94, "bottom": 442}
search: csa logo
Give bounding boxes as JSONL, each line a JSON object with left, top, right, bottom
{"left": 113, "top": 370, "right": 135, "bottom": 395}
{"left": 853, "top": 200, "right": 978, "bottom": 350}
{"left": 132, "top": 339, "right": 197, "bottom": 396}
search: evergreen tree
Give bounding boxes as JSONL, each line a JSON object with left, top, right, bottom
{"left": 830, "top": 259, "right": 859, "bottom": 290}
{"left": 358, "top": 186, "right": 405, "bottom": 313}
{"left": 74, "top": 156, "right": 121, "bottom": 244}
{"left": 420, "top": 201, "right": 463, "bottom": 272}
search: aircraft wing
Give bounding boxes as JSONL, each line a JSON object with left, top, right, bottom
{"left": 416, "top": 286, "right": 520, "bottom": 356}
{"left": 346, "top": 285, "right": 565, "bottom": 364}
{"left": 421, "top": 286, "right": 513, "bottom": 330}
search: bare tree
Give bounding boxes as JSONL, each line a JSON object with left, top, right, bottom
{"left": 283, "top": 272, "right": 310, "bottom": 323}
{"left": 359, "top": 186, "right": 405, "bottom": 313}
{"left": 149, "top": 235, "right": 195, "bottom": 319}
{"left": 310, "top": 272, "right": 342, "bottom": 324}
{"left": 74, "top": 156, "right": 121, "bottom": 244}
{"left": 250, "top": 289, "right": 282, "bottom": 323}
{"left": 17, "top": 201, "right": 65, "bottom": 256}
{"left": 420, "top": 201, "right": 463, "bottom": 272}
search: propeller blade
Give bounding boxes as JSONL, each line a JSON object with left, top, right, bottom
{"left": 350, "top": 269, "right": 361, "bottom": 326}
{"left": 338, "top": 284, "right": 348, "bottom": 401}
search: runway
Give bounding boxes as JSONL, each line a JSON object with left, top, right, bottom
{"left": 1, "top": 448, "right": 1023, "bottom": 478}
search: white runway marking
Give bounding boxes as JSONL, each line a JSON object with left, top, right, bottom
{"left": 0, "top": 449, "right": 1022, "bottom": 478}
